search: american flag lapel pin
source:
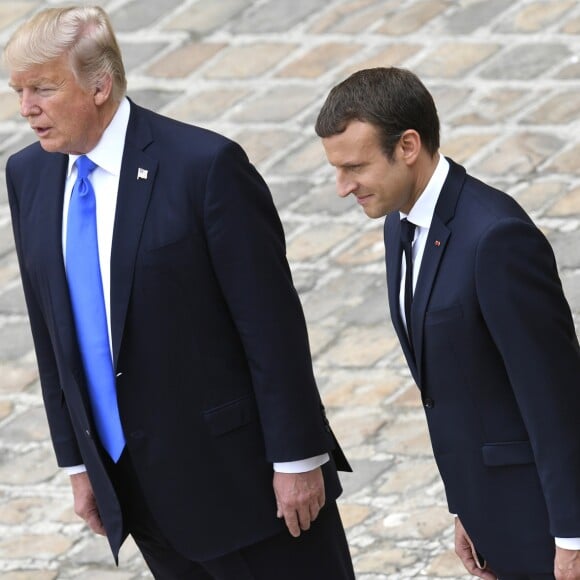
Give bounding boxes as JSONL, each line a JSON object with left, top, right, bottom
{"left": 434, "top": 240, "right": 441, "bottom": 247}
{"left": 137, "top": 167, "right": 148, "bottom": 180}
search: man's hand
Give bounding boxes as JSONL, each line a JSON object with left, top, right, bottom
{"left": 273, "top": 467, "right": 325, "bottom": 538}
{"left": 555, "top": 546, "right": 580, "bottom": 579}
{"left": 70, "top": 471, "right": 106, "bottom": 536}
{"left": 455, "top": 517, "right": 496, "bottom": 579}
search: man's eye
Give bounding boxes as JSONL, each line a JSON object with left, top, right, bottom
{"left": 37, "top": 87, "right": 55, "bottom": 95}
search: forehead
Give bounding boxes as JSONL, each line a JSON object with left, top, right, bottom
{"left": 9, "top": 55, "right": 72, "bottom": 87}
{"left": 322, "top": 120, "right": 383, "bottom": 165}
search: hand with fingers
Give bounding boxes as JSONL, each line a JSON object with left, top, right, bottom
{"left": 455, "top": 516, "right": 497, "bottom": 580}
{"left": 273, "top": 467, "right": 325, "bottom": 537}
{"left": 70, "top": 471, "right": 107, "bottom": 536}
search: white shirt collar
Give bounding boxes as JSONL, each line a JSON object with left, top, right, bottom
{"left": 400, "top": 154, "right": 450, "bottom": 228}
{"left": 67, "top": 97, "right": 131, "bottom": 177}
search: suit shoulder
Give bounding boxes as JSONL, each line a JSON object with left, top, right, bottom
{"left": 134, "top": 104, "right": 238, "bottom": 159}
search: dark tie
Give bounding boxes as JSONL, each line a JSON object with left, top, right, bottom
{"left": 400, "top": 218, "right": 416, "bottom": 349}
{"left": 66, "top": 155, "right": 125, "bottom": 461}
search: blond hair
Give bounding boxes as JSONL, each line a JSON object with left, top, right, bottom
{"left": 4, "top": 5, "right": 126, "bottom": 102}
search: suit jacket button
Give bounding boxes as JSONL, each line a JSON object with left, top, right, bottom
{"left": 423, "top": 397, "right": 435, "bottom": 409}
{"left": 85, "top": 429, "right": 91, "bottom": 437}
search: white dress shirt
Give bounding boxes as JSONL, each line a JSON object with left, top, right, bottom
{"left": 398, "top": 154, "right": 579, "bottom": 550}
{"left": 62, "top": 98, "right": 327, "bottom": 475}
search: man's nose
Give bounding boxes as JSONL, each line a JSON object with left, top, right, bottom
{"left": 19, "top": 91, "right": 39, "bottom": 117}
{"left": 336, "top": 172, "right": 355, "bottom": 198}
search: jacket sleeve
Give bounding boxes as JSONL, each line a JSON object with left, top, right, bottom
{"left": 202, "top": 140, "right": 334, "bottom": 463}
{"left": 6, "top": 158, "right": 83, "bottom": 467}
{"left": 476, "top": 217, "right": 580, "bottom": 537}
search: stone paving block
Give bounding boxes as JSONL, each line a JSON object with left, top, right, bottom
{"left": 270, "top": 137, "right": 328, "bottom": 175}
{"left": 341, "top": 44, "right": 422, "bottom": 77}
{"left": 415, "top": 42, "right": 500, "bottom": 79}
{"left": 354, "top": 541, "right": 419, "bottom": 576}
{"left": 119, "top": 42, "right": 169, "bottom": 74}
{"left": 428, "top": 85, "right": 473, "bottom": 117}
{"left": 339, "top": 501, "right": 372, "bottom": 528}
{"left": 424, "top": 549, "right": 473, "bottom": 577}
{"left": 440, "top": 132, "right": 497, "bottom": 164}
{"left": 0, "top": 133, "right": 37, "bottom": 168}
{"left": 146, "top": 42, "right": 226, "bottom": 79}
{"left": 2, "top": 572, "right": 57, "bottom": 580}
{"left": 268, "top": 179, "right": 309, "bottom": 210}
{"left": 547, "top": 185, "right": 580, "bottom": 216}
{"left": 323, "top": 368, "right": 404, "bottom": 408}
{"left": 0, "top": 399, "right": 12, "bottom": 420}
{"left": 277, "top": 43, "right": 363, "bottom": 79}
{"left": 165, "top": 89, "right": 250, "bottom": 124}
{"left": 555, "top": 61, "right": 580, "bottom": 79}
{"left": 322, "top": 325, "right": 399, "bottom": 367}
{"left": 0, "top": 282, "right": 27, "bottom": 315}
{"left": 235, "top": 128, "right": 300, "bottom": 166}
{"left": 310, "top": 0, "right": 399, "bottom": 34}
{"left": 378, "top": 0, "right": 450, "bottom": 35}
{"left": 376, "top": 413, "right": 433, "bottom": 456}
{"left": 441, "top": 0, "right": 513, "bottom": 34}
{"left": 333, "top": 227, "right": 385, "bottom": 266}
{"left": 109, "top": 0, "right": 185, "bottom": 32}
{"left": 522, "top": 91, "right": 580, "bottom": 125}
{"left": 544, "top": 143, "right": 580, "bottom": 175}
{"left": 561, "top": 15, "right": 580, "bottom": 33}
{"left": 329, "top": 408, "right": 387, "bottom": 448}
{"left": 0, "top": 533, "right": 72, "bottom": 559}
{"left": 0, "top": 320, "right": 33, "bottom": 360}
{"left": 477, "top": 132, "right": 564, "bottom": 177}
{"left": 479, "top": 43, "right": 571, "bottom": 80}
{"left": 126, "top": 89, "right": 183, "bottom": 115}
{"left": 0, "top": 406, "right": 48, "bottom": 442}
{"left": 287, "top": 223, "right": 356, "bottom": 262}
{"left": 450, "top": 88, "right": 530, "bottom": 126}
{"left": 292, "top": 181, "right": 356, "bottom": 216}
{"left": 0, "top": 92, "right": 20, "bottom": 122}
{"left": 231, "top": 0, "right": 329, "bottom": 33}
{"left": 164, "top": 0, "right": 250, "bottom": 36}
{"left": 0, "top": 447, "right": 57, "bottom": 485}
{"left": 0, "top": 362, "right": 37, "bottom": 394}
{"left": 229, "top": 85, "right": 320, "bottom": 123}
{"left": 0, "top": 2, "right": 39, "bottom": 31}
{"left": 204, "top": 43, "right": 297, "bottom": 79}
{"left": 514, "top": 180, "right": 567, "bottom": 214}
{"left": 547, "top": 229, "right": 580, "bottom": 270}
{"left": 0, "top": 495, "right": 62, "bottom": 525}
{"left": 495, "top": 0, "right": 576, "bottom": 33}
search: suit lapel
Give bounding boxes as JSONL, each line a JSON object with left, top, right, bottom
{"left": 411, "top": 159, "right": 466, "bottom": 386}
{"left": 110, "top": 105, "right": 158, "bottom": 368}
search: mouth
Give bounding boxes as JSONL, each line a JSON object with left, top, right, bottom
{"left": 31, "top": 126, "right": 50, "bottom": 138}
{"left": 355, "top": 194, "right": 373, "bottom": 206}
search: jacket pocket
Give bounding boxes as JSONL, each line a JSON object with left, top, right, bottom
{"left": 425, "top": 303, "right": 463, "bottom": 325}
{"left": 202, "top": 395, "right": 258, "bottom": 437}
{"left": 481, "top": 440, "right": 534, "bottom": 467}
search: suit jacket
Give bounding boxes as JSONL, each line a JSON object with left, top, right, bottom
{"left": 6, "top": 102, "right": 349, "bottom": 561}
{"left": 385, "top": 158, "right": 580, "bottom": 575}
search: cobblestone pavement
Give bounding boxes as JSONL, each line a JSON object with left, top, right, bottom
{"left": 0, "top": 0, "right": 579, "bottom": 578}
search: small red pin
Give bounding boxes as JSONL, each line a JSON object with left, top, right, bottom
{"left": 434, "top": 240, "right": 441, "bottom": 247}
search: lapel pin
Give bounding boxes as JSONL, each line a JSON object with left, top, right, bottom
{"left": 137, "top": 167, "right": 148, "bottom": 180}
{"left": 434, "top": 240, "right": 441, "bottom": 247}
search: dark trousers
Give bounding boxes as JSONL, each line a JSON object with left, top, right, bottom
{"left": 108, "top": 450, "right": 355, "bottom": 579}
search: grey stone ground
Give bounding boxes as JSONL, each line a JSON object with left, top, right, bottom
{"left": 0, "top": 0, "right": 579, "bottom": 578}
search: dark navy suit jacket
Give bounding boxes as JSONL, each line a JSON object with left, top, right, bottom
{"left": 6, "top": 102, "right": 349, "bottom": 561}
{"left": 385, "top": 158, "right": 580, "bottom": 575}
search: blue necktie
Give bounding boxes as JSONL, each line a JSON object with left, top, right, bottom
{"left": 66, "top": 155, "right": 125, "bottom": 461}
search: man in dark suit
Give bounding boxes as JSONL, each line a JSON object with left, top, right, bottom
{"left": 316, "top": 66, "right": 580, "bottom": 580}
{"left": 4, "top": 6, "right": 355, "bottom": 579}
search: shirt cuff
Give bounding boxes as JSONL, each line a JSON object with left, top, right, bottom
{"left": 555, "top": 537, "right": 580, "bottom": 550}
{"left": 64, "top": 464, "right": 87, "bottom": 476}
{"left": 273, "top": 454, "right": 329, "bottom": 473}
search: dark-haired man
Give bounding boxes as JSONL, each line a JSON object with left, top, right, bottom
{"left": 316, "top": 66, "right": 580, "bottom": 580}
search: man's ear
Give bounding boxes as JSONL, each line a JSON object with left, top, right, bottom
{"left": 398, "top": 129, "right": 421, "bottom": 166}
{"left": 94, "top": 74, "right": 113, "bottom": 106}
